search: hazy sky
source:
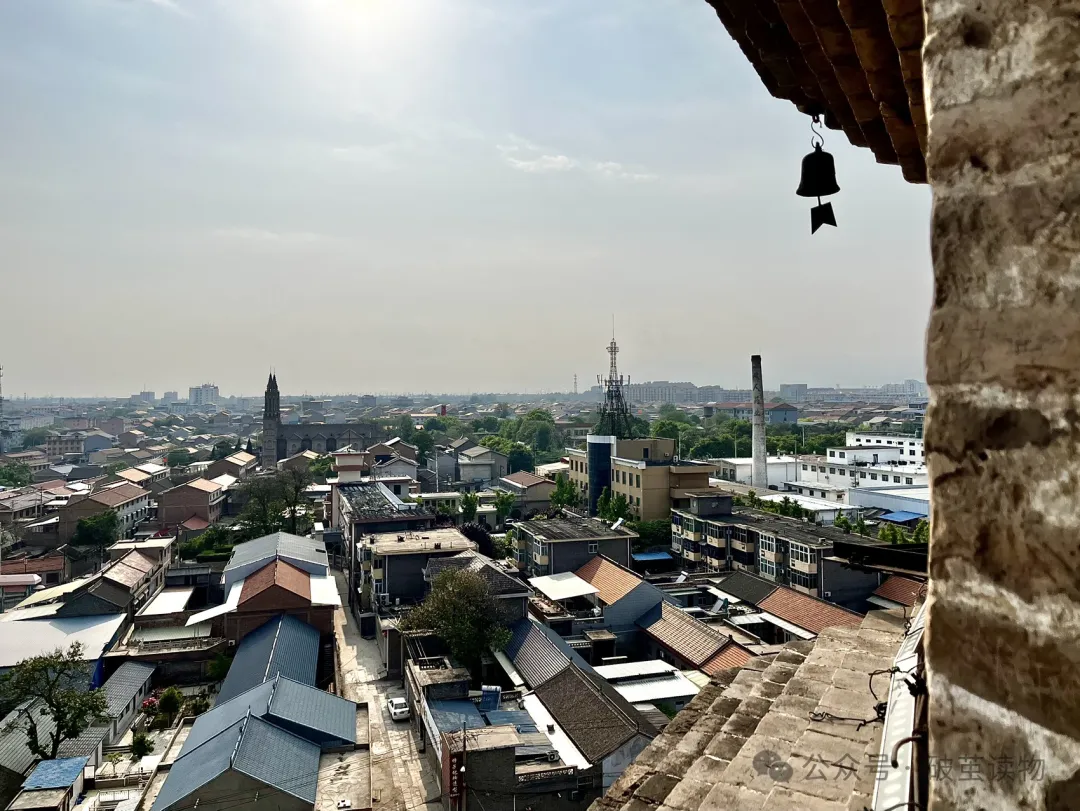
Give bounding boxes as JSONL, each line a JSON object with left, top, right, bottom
{"left": 0, "top": 0, "right": 932, "bottom": 398}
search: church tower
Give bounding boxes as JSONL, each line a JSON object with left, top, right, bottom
{"left": 261, "top": 372, "right": 281, "bottom": 469}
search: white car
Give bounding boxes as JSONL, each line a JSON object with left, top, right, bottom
{"left": 387, "top": 697, "right": 410, "bottom": 721}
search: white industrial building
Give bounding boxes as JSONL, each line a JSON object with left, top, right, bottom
{"left": 847, "top": 486, "right": 930, "bottom": 518}
{"left": 757, "top": 492, "right": 861, "bottom": 525}
{"left": 845, "top": 432, "right": 923, "bottom": 462}
{"left": 711, "top": 456, "right": 798, "bottom": 489}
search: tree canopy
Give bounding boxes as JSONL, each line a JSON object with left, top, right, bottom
{"left": 0, "top": 643, "right": 109, "bottom": 760}
{"left": 166, "top": 449, "right": 192, "bottom": 467}
{"left": 72, "top": 511, "right": 119, "bottom": 551}
{"left": 460, "top": 492, "right": 479, "bottom": 523}
{"left": 0, "top": 462, "right": 32, "bottom": 488}
{"left": 210, "top": 439, "right": 234, "bottom": 461}
{"left": 20, "top": 429, "right": 50, "bottom": 450}
{"left": 549, "top": 473, "right": 581, "bottom": 512}
{"left": 399, "top": 570, "right": 512, "bottom": 672}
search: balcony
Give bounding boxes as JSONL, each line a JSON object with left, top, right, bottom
{"left": 760, "top": 549, "right": 781, "bottom": 564}
{"left": 682, "top": 549, "right": 701, "bottom": 562}
{"left": 533, "top": 552, "right": 549, "bottom": 565}
{"left": 705, "top": 534, "right": 724, "bottom": 548}
{"left": 790, "top": 558, "right": 818, "bottom": 574}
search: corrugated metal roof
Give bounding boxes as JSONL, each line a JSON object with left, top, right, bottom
{"left": 225, "top": 532, "right": 327, "bottom": 571}
{"left": 428, "top": 700, "right": 486, "bottom": 735}
{"left": 101, "top": 662, "right": 155, "bottom": 718}
{"left": 151, "top": 720, "right": 240, "bottom": 811}
{"left": 183, "top": 681, "right": 276, "bottom": 755}
{"left": 22, "top": 758, "right": 88, "bottom": 790}
{"left": 268, "top": 677, "right": 356, "bottom": 746}
{"left": 215, "top": 615, "right": 319, "bottom": 704}
{"left": 609, "top": 672, "right": 700, "bottom": 705}
{"left": 233, "top": 715, "right": 321, "bottom": 804}
{"left": 56, "top": 724, "right": 109, "bottom": 758}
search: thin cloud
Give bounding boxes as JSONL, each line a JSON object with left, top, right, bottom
{"left": 497, "top": 137, "right": 654, "bottom": 181}
{"left": 211, "top": 227, "right": 337, "bottom": 246}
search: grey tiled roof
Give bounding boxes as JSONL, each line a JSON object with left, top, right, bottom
{"left": 505, "top": 620, "right": 572, "bottom": 688}
{"left": 233, "top": 715, "right": 321, "bottom": 804}
{"left": 709, "top": 571, "right": 778, "bottom": 605}
{"left": 57, "top": 724, "right": 109, "bottom": 758}
{"left": 101, "top": 661, "right": 155, "bottom": 718}
{"left": 0, "top": 700, "right": 56, "bottom": 776}
{"left": 216, "top": 615, "right": 319, "bottom": 704}
{"left": 426, "top": 551, "right": 528, "bottom": 596}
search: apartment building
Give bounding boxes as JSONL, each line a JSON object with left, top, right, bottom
{"left": 187, "top": 383, "right": 219, "bottom": 406}
{"left": 0, "top": 451, "right": 51, "bottom": 474}
{"left": 845, "top": 431, "right": 924, "bottom": 461}
{"left": 514, "top": 516, "right": 637, "bottom": 577}
{"left": 45, "top": 431, "right": 113, "bottom": 460}
{"left": 57, "top": 483, "right": 151, "bottom": 543}
{"left": 565, "top": 437, "right": 717, "bottom": 521}
{"left": 799, "top": 446, "right": 927, "bottom": 489}
{"left": 669, "top": 492, "right": 881, "bottom": 609}
{"left": 705, "top": 402, "right": 798, "bottom": 423}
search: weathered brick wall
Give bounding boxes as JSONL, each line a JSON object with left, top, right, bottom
{"left": 923, "top": 0, "right": 1080, "bottom": 807}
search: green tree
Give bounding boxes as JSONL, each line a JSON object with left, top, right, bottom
{"left": 472, "top": 416, "right": 500, "bottom": 434}
{"left": 911, "top": 519, "right": 929, "bottom": 544}
{"left": 210, "top": 440, "right": 233, "bottom": 461}
{"left": 131, "top": 731, "right": 155, "bottom": 759}
{"left": 237, "top": 475, "right": 286, "bottom": 539}
{"left": 105, "top": 462, "right": 127, "bottom": 475}
{"left": 549, "top": 473, "right": 581, "bottom": 511}
{"left": 833, "top": 514, "right": 853, "bottom": 533}
{"left": 424, "top": 417, "right": 448, "bottom": 433}
{"left": 629, "top": 519, "right": 671, "bottom": 549}
{"left": 277, "top": 466, "right": 313, "bottom": 535}
{"left": 0, "top": 463, "right": 32, "bottom": 488}
{"left": 460, "top": 492, "right": 479, "bottom": 523}
{"left": 411, "top": 431, "right": 435, "bottom": 465}
{"left": 493, "top": 403, "right": 511, "bottom": 419}
{"left": 493, "top": 491, "right": 516, "bottom": 527}
{"left": 607, "top": 492, "right": 631, "bottom": 522}
{"left": 72, "top": 511, "right": 119, "bottom": 559}
{"left": 394, "top": 415, "right": 416, "bottom": 442}
{"left": 596, "top": 487, "right": 612, "bottom": 520}
{"left": 855, "top": 515, "right": 869, "bottom": 537}
{"left": 399, "top": 570, "right": 512, "bottom": 672}
{"left": 166, "top": 449, "right": 192, "bottom": 467}
{"left": 309, "top": 454, "right": 334, "bottom": 480}
{"left": 207, "top": 654, "right": 232, "bottom": 682}
{"left": 0, "top": 643, "right": 109, "bottom": 760}
{"left": 157, "top": 687, "right": 183, "bottom": 722}
{"left": 20, "top": 428, "right": 50, "bottom": 450}
{"left": 506, "top": 444, "right": 534, "bottom": 474}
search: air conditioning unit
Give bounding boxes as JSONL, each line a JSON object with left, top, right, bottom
{"left": 547, "top": 750, "right": 559, "bottom": 762}
{"left": 824, "top": 591, "right": 832, "bottom": 598}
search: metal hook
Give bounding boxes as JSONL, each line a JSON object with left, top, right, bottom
{"left": 810, "top": 114, "right": 824, "bottom": 149}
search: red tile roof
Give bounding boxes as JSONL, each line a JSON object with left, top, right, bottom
{"left": 702, "top": 643, "right": 753, "bottom": 675}
{"left": 873, "top": 576, "right": 926, "bottom": 607}
{"left": 181, "top": 516, "right": 210, "bottom": 531}
{"left": 758, "top": 588, "right": 864, "bottom": 635}
{"left": 239, "top": 559, "right": 311, "bottom": 604}
{"left": 502, "top": 471, "right": 548, "bottom": 488}
{"left": 574, "top": 557, "right": 642, "bottom": 606}
{"left": 637, "top": 601, "right": 727, "bottom": 667}
{"left": 88, "top": 483, "right": 150, "bottom": 507}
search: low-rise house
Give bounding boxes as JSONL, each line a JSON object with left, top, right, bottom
{"left": 117, "top": 429, "right": 146, "bottom": 447}
{"left": 214, "top": 613, "right": 322, "bottom": 704}
{"left": 496, "top": 471, "right": 556, "bottom": 517}
{"left": 157, "top": 478, "right": 224, "bottom": 530}
{"left": 0, "top": 552, "right": 67, "bottom": 588}
{"left": 515, "top": 516, "right": 637, "bottom": 577}
{"left": 457, "top": 446, "right": 509, "bottom": 488}
{"left": 0, "top": 613, "right": 126, "bottom": 685}
{"left": 5, "top": 757, "right": 88, "bottom": 811}
{"left": 363, "top": 528, "right": 476, "bottom": 609}
{"left": 278, "top": 450, "right": 321, "bottom": 474}
{"left": 0, "top": 452, "right": 50, "bottom": 474}
{"left": 206, "top": 451, "right": 257, "bottom": 481}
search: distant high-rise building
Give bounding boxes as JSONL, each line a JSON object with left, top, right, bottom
{"left": 163, "top": 391, "right": 179, "bottom": 404}
{"left": 779, "top": 383, "right": 808, "bottom": 402}
{"left": 139, "top": 390, "right": 156, "bottom": 404}
{"left": 188, "top": 383, "right": 220, "bottom": 406}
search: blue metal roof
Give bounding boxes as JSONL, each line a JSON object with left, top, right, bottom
{"left": 22, "top": 758, "right": 88, "bottom": 790}
{"left": 632, "top": 551, "right": 673, "bottom": 562}
{"left": 880, "top": 511, "right": 924, "bottom": 523}
{"left": 233, "top": 715, "right": 321, "bottom": 805}
{"left": 267, "top": 676, "right": 356, "bottom": 747}
{"left": 183, "top": 680, "right": 276, "bottom": 755}
{"left": 151, "top": 722, "right": 240, "bottom": 811}
{"left": 428, "top": 700, "right": 486, "bottom": 735}
{"left": 216, "top": 614, "right": 319, "bottom": 704}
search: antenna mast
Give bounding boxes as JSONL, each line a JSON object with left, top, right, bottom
{"left": 595, "top": 334, "right": 635, "bottom": 439}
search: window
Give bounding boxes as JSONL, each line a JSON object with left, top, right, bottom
{"left": 828, "top": 450, "right": 835, "bottom": 457}
{"left": 838, "top": 451, "right": 846, "bottom": 459}
{"left": 588, "top": 542, "right": 598, "bottom": 554}
{"left": 636, "top": 496, "right": 641, "bottom": 505}
{"left": 760, "top": 558, "right": 776, "bottom": 577}
{"left": 870, "top": 474, "right": 878, "bottom": 480}
{"left": 759, "top": 535, "right": 775, "bottom": 553}
{"left": 642, "top": 448, "right": 649, "bottom": 460}
{"left": 801, "top": 464, "right": 808, "bottom": 471}
{"left": 894, "top": 476, "right": 901, "bottom": 483}
{"left": 829, "top": 467, "right": 836, "bottom": 474}
{"left": 906, "top": 477, "right": 914, "bottom": 485}
{"left": 789, "top": 568, "right": 816, "bottom": 589}
{"left": 790, "top": 544, "right": 814, "bottom": 564}
{"left": 860, "top": 472, "right": 867, "bottom": 478}
{"left": 636, "top": 474, "right": 641, "bottom": 488}
{"left": 393, "top": 484, "right": 401, "bottom": 495}
{"left": 910, "top": 450, "right": 916, "bottom": 456}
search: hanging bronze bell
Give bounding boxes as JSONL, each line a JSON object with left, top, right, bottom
{"left": 796, "top": 145, "right": 839, "bottom": 198}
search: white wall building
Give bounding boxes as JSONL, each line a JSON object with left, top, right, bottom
{"left": 845, "top": 432, "right": 924, "bottom": 462}
{"left": 188, "top": 383, "right": 220, "bottom": 406}
{"left": 758, "top": 492, "right": 861, "bottom": 525}
{"left": 798, "top": 452, "right": 927, "bottom": 490}
{"left": 712, "top": 456, "right": 798, "bottom": 489}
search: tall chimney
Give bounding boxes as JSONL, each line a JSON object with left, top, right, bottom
{"left": 751, "top": 355, "right": 767, "bottom": 491}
